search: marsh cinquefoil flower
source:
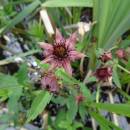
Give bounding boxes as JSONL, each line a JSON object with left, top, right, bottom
{"left": 116, "top": 49, "right": 126, "bottom": 59}
{"left": 99, "top": 52, "right": 112, "bottom": 63}
{"left": 95, "top": 67, "right": 112, "bottom": 81}
{"left": 40, "top": 29, "right": 85, "bottom": 75}
{"left": 41, "top": 72, "right": 59, "bottom": 93}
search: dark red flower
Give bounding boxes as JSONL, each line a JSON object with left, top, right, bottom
{"left": 75, "top": 94, "right": 85, "bottom": 104}
{"left": 99, "top": 52, "right": 112, "bottom": 63}
{"left": 95, "top": 67, "right": 112, "bottom": 81}
{"left": 41, "top": 72, "right": 59, "bottom": 93}
{"left": 40, "top": 29, "right": 85, "bottom": 75}
{"left": 116, "top": 49, "right": 126, "bottom": 59}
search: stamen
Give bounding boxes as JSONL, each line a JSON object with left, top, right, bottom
{"left": 53, "top": 39, "right": 68, "bottom": 59}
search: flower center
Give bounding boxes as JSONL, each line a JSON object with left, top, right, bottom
{"left": 53, "top": 44, "right": 68, "bottom": 59}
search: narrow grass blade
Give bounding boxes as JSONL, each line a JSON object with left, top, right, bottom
{"left": 42, "top": 0, "right": 93, "bottom": 7}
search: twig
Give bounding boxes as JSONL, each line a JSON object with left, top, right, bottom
{"left": 108, "top": 91, "right": 119, "bottom": 126}
{"left": 64, "top": 21, "right": 97, "bottom": 30}
{"left": 79, "top": 57, "right": 85, "bottom": 75}
{"left": 96, "top": 84, "right": 100, "bottom": 103}
{"left": 40, "top": 9, "right": 54, "bottom": 37}
{"left": 91, "top": 117, "right": 97, "bottom": 130}
{"left": 42, "top": 111, "right": 48, "bottom": 130}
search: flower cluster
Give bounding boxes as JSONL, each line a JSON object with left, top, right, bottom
{"left": 96, "top": 48, "right": 127, "bottom": 82}
{"left": 40, "top": 29, "right": 85, "bottom": 92}
{"left": 41, "top": 29, "right": 85, "bottom": 75}
{"left": 96, "top": 51, "right": 113, "bottom": 82}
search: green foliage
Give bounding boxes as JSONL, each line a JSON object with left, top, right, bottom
{"left": 66, "top": 96, "right": 78, "bottom": 123}
{"left": 55, "top": 68, "right": 79, "bottom": 85}
{"left": 36, "top": 59, "right": 50, "bottom": 70}
{"left": 79, "top": 104, "right": 87, "bottom": 121}
{"left": 90, "top": 112, "right": 121, "bottom": 130}
{"left": 91, "top": 103, "right": 130, "bottom": 117}
{"left": 93, "top": 0, "right": 130, "bottom": 49}
{"left": 80, "top": 83, "right": 93, "bottom": 102}
{"left": 113, "top": 63, "right": 121, "bottom": 88}
{"left": 121, "top": 59, "right": 130, "bottom": 84}
{"left": 28, "top": 20, "right": 44, "bottom": 40}
{"left": 15, "top": 64, "right": 29, "bottom": 85}
{"left": 42, "top": 0, "right": 93, "bottom": 7}
{"left": 0, "top": 72, "right": 23, "bottom": 124}
{"left": 0, "top": 73, "right": 20, "bottom": 89}
{"left": 27, "top": 91, "right": 52, "bottom": 122}
{"left": 7, "top": 87, "right": 22, "bottom": 113}
{"left": 0, "top": 0, "right": 41, "bottom": 34}
{"left": 58, "top": 120, "right": 83, "bottom": 130}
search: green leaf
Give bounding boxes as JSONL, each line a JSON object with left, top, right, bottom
{"left": 42, "top": 0, "right": 93, "bottom": 7}
{"left": 113, "top": 65, "right": 121, "bottom": 88}
{"left": 7, "top": 87, "right": 22, "bottom": 113}
{"left": 66, "top": 96, "right": 78, "bottom": 123}
{"left": 117, "top": 89, "right": 130, "bottom": 101}
{"left": 0, "top": 73, "right": 21, "bottom": 90}
{"left": 91, "top": 103, "right": 130, "bottom": 117}
{"left": 52, "top": 96, "right": 66, "bottom": 105}
{"left": 93, "top": 0, "right": 130, "bottom": 49}
{"left": 98, "top": 0, "right": 111, "bottom": 47}
{"left": 0, "top": 73, "right": 23, "bottom": 121}
{"left": 73, "top": 121, "right": 83, "bottom": 129}
{"left": 28, "top": 20, "right": 44, "bottom": 40}
{"left": 90, "top": 112, "right": 121, "bottom": 130}
{"left": 85, "top": 76, "right": 97, "bottom": 83}
{"left": 0, "top": 0, "right": 41, "bottom": 34}
{"left": 0, "top": 89, "right": 9, "bottom": 100}
{"left": 79, "top": 105, "right": 87, "bottom": 121}
{"left": 55, "top": 108, "right": 66, "bottom": 128}
{"left": 36, "top": 59, "right": 50, "bottom": 70}
{"left": 55, "top": 68, "right": 79, "bottom": 85}
{"left": 0, "top": 73, "right": 22, "bottom": 101}
{"left": 105, "top": 10, "right": 130, "bottom": 49}
{"left": 79, "top": 83, "right": 93, "bottom": 102}
{"left": 120, "top": 40, "right": 130, "bottom": 48}
{"left": 91, "top": 112, "right": 111, "bottom": 130}
{"left": 126, "top": 59, "right": 130, "bottom": 69}
{"left": 15, "top": 64, "right": 29, "bottom": 85}
{"left": 27, "top": 91, "right": 52, "bottom": 122}
{"left": 58, "top": 121, "right": 70, "bottom": 129}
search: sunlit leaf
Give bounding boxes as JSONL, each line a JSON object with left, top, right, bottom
{"left": 66, "top": 96, "right": 78, "bottom": 123}
{"left": 42, "top": 0, "right": 93, "bottom": 7}
{"left": 113, "top": 65, "right": 121, "bottom": 88}
{"left": 27, "top": 91, "right": 52, "bottom": 122}
{"left": 90, "top": 112, "right": 121, "bottom": 130}
{"left": 91, "top": 103, "right": 130, "bottom": 117}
